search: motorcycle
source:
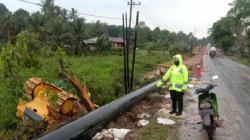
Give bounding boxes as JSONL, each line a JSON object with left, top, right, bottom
{"left": 193, "top": 75, "right": 219, "bottom": 140}
{"left": 209, "top": 50, "right": 216, "bottom": 58}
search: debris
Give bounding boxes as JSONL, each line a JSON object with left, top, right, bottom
{"left": 158, "top": 108, "right": 170, "bottom": 114}
{"left": 111, "top": 128, "right": 131, "bottom": 140}
{"left": 92, "top": 128, "right": 131, "bottom": 140}
{"left": 92, "top": 129, "right": 113, "bottom": 140}
{"left": 137, "top": 119, "right": 150, "bottom": 127}
{"left": 162, "top": 94, "right": 171, "bottom": 99}
{"left": 137, "top": 113, "right": 151, "bottom": 119}
{"left": 124, "top": 131, "right": 138, "bottom": 140}
{"left": 157, "top": 118, "right": 176, "bottom": 126}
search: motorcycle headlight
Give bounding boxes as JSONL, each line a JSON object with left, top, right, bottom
{"left": 200, "top": 102, "right": 212, "bottom": 108}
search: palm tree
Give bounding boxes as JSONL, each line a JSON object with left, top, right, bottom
{"left": 72, "top": 18, "right": 86, "bottom": 55}
{"left": 48, "top": 18, "right": 72, "bottom": 50}
{"left": 2, "top": 13, "right": 14, "bottom": 42}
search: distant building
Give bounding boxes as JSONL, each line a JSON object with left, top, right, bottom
{"left": 84, "top": 37, "right": 124, "bottom": 51}
{"left": 83, "top": 37, "right": 99, "bottom": 51}
{"left": 109, "top": 37, "right": 124, "bottom": 50}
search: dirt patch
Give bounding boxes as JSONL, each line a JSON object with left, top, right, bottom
{"left": 107, "top": 93, "right": 168, "bottom": 129}
{"left": 92, "top": 49, "right": 205, "bottom": 140}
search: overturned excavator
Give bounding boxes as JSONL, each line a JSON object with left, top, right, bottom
{"left": 16, "top": 67, "right": 96, "bottom": 127}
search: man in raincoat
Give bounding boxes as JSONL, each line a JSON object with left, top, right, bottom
{"left": 157, "top": 54, "right": 188, "bottom": 116}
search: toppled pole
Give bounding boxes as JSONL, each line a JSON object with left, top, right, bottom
{"left": 38, "top": 80, "right": 159, "bottom": 140}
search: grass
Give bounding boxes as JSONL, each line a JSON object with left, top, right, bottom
{"left": 0, "top": 52, "right": 170, "bottom": 137}
{"left": 229, "top": 54, "right": 250, "bottom": 66}
{"left": 138, "top": 119, "right": 169, "bottom": 140}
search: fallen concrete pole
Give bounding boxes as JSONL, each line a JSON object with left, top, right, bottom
{"left": 38, "top": 80, "right": 159, "bottom": 140}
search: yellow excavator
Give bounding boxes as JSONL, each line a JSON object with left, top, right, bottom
{"left": 16, "top": 63, "right": 96, "bottom": 126}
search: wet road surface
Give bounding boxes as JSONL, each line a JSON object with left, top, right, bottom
{"left": 177, "top": 55, "right": 250, "bottom": 140}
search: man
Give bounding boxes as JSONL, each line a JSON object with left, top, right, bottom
{"left": 156, "top": 54, "right": 188, "bottom": 116}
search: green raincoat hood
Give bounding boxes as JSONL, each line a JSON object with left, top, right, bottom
{"left": 173, "top": 54, "right": 183, "bottom": 65}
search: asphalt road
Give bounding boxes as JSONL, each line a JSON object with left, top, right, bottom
{"left": 178, "top": 55, "right": 250, "bottom": 140}
{"left": 205, "top": 54, "right": 250, "bottom": 140}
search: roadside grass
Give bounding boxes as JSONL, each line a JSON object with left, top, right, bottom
{"left": 138, "top": 119, "right": 169, "bottom": 140}
{"left": 229, "top": 54, "right": 250, "bottom": 66}
{"left": 0, "top": 52, "right": 170, "bottom": 137}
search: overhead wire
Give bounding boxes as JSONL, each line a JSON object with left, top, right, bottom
{"left": 18, "top": 0, "right": 42, "bottom": 6}
{"left": 134, "top": 0, "right": 169, "bottom": 29}
{"left": 17, "top": 0, "right": 122, "bottom": 21}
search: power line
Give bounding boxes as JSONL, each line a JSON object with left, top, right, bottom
{"left": 135, "top": 7, "right": 162, "bottom": 27}
{"left": 17, "top": 0, "right": 122, "bottom": 21}
{"left": 78, "top": 12, "right": 121, "bottom": 20}
{"left": 18, "top": 0, "right": 42, "bottom": 6}
{"left": 124, "top": 0, "right": 164, "bottom": 28}
{"left": 134, "top": 0, "right": 169, "bottom": 29}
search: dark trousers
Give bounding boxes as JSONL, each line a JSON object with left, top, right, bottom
{"left": 170, "top": 90, "right": 184, "bottom": 113}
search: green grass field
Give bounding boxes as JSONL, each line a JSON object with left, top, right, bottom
{"left": 0, "top": 52, "right": 170, "bottom": 137}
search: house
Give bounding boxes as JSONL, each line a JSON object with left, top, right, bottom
{"left": 83, "top": 37, "right": 98, "bottom": 51}
{"left": 109, "top": 37, "right": 124, "bottom": 50}
{"left": 84, "top": 37, "right": 124, "bottom": 51}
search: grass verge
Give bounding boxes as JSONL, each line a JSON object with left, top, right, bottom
{"left": 138, "top": 119, "right": 169, "bottom": 140}
{"left": 0, "top": 52, "right": 170, "bottom": 137}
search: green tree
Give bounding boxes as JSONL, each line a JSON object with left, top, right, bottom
{"left": 72, "top": 18, "right": 86, "bottom": 56}
{"left": 2, "top": 13, "right": 14, "bottom": 42}
{"left": 47, "top": 18, "right": 71, "bottom": 50}
{"left": 12, "top": 9, "right": 30, "bottom": 36}
{"left": 97, "top": 35, "right": 111, "bottom": 51}
{"left": 246, "top": 29, "right": 250, "bottom": 57}
{"left": 210, "top": 17, "right": 235, "bottom": 53}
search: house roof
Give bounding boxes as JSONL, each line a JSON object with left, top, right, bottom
{"left": 84, "top": 37, "right": 124, "bottom": 44}
{"left": 109, "top": 37, "right": 124, "bottom": 43}
{"left": 84, "top": 37, "right": 98, "bottom": 44}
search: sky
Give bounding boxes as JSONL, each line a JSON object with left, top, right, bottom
{"left": 1, "top": 0, "right": 233, "bottom": 38}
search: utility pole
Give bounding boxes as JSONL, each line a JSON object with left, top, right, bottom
{"left": 127, "top": 0, "right": 141, "bottom": 30}
{"left": 126, "top": 0, "right": 140, "bottom": 92}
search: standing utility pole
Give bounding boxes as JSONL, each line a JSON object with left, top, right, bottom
{"left": 128, "top": 0, "right": 141, "bottom": 30}
{"left": 127, "top": 0, "right": 140, "bottom": 92}
{"left": 122, "top": 1, "right": 141, "bottom": 94}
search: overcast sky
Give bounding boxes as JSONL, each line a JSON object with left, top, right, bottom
{"left": 1, "top": 0, "right": 233, "bottom": 38}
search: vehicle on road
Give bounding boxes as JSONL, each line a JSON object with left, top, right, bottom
{"left": 194, "top": 75, "right": 219, "bottom": 140}
{"left": 209, "top": 47, "right": 216, "bottom": 58}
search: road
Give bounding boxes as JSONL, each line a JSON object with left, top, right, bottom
{"left": 177, "top": 55, "right": 250, "bottom": 140}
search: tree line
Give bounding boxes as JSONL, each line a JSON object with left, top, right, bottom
{"left": 210, "top": 0, "right": 250, "bottom": 58}
{"left": 0, "top": 0, "right": 207, "bottom": 56}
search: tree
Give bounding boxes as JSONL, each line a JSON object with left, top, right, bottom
{"left": 246, "top": 29, "right": 250, "bottom": 57}
{"left": 72, "top": 18, "right": 86, "bottom": 55}
{"left": 0, "top": 3, "right": 9, "bottom": 17}
{"left": 97, "top": 35, "right": 111, "bottom": 51}
{"left": 2, "top": 13, "right": 14, "bottom": 43}
{"left": 226, "top": 0, "right": 250, "bottom": 57}
{"left": 12, "top": 9, "right": 30, "bottom": 35}
{"left": 41, "top": 0, "right": 55, "bottom": 18}
{"left": 137, "top": 21, "right": 152, "bottom": 48}
{"left": 47, "top": 18, "right": 72, "bottom": 50}
{"left": 210, "top": 17, "right": 235, "bottom": 53}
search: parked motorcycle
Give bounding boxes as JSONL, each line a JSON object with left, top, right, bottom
{"left": 194, "top": 75, "right": 219, "bottom": 140}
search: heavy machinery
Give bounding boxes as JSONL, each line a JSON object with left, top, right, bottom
{"left": 16, "top": 70, "right": 96, "bottom": 127}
